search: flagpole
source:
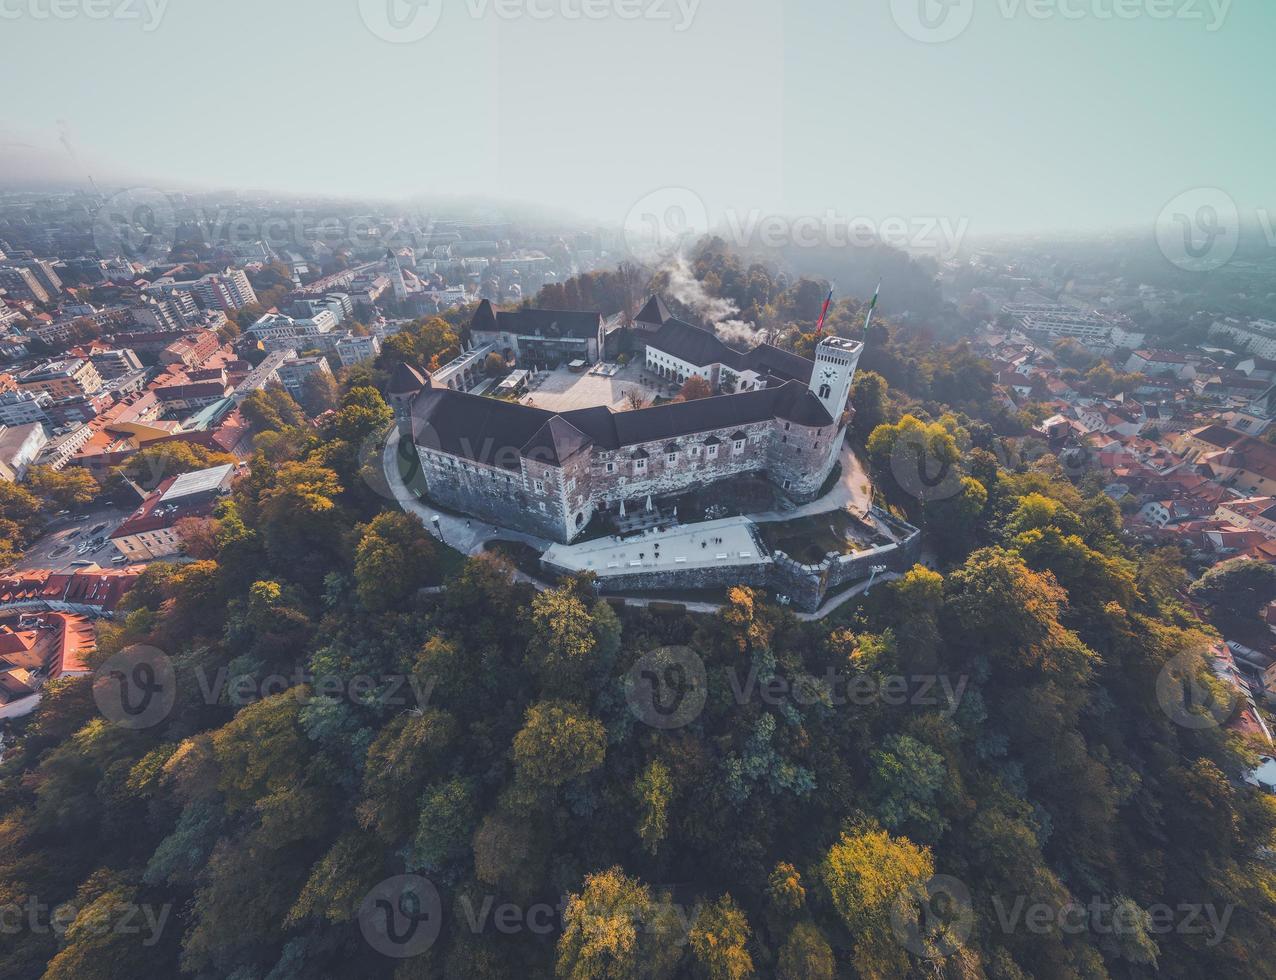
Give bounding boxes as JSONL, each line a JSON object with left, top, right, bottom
{"left": 814, "top": 288, "right": 834, "bottom": 338}
{"left": 862, "top": 280, "right": 881, "bottom": 335}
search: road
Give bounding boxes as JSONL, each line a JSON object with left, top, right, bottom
{"left": 12, "top": 502, "right": 138, "bottom": 573}
{"left": 381, "top": 428, "right": 553, "bottom": 557}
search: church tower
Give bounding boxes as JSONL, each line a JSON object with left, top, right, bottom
{"left": 386, "top": 248, "right": 408, "bottom": 303}
{"left": 809, "top": 336, "right": 863, "bottom": 425}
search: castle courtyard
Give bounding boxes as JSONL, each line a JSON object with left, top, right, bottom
{"left": 518, "top": 361, "right": 669, "bottom": 413}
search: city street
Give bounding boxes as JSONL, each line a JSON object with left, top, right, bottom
{"left": 11, "top": 502, "right": 137, "bottom": 573}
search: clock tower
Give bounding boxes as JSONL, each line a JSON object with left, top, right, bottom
{"left": 810, "top": 335, "right": 863, "bottom": 426}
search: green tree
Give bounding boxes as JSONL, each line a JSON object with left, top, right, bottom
{"left": 353, "top": 511, "right": 440, "bottom": 611}
{"left": 24, "top": 464, "right": 99, "bottom": 510}
{"left": 1189, "top": 558, "right": 1276, "bottom": 620}
{"left": 513, "top": 700, "right": 606, "bottom": 788}
{"left": 633, "top": 759, "right": 673, "bottom": 854}
{"left": 557, "top": 868, "right": 682, "bottom": 980}
{"left": 688, "top": 894, "right": 754, "bottom": 980}
{"left": 776, "top": 923, "right": 834, "bottom": 980}
{"left": 850, "top": 370, "right": 889, "bottom": 439}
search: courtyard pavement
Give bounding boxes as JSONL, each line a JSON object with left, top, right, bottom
{"left": 520, "top": 362, "right": 668, "bottom": 413}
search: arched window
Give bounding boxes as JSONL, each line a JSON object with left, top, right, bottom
{"left": 818, "top": 383, "right": 831, "bottom": 399}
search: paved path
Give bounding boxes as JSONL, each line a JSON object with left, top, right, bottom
{"left": 750, "top": 440, "right": 873, "bottom": 524}
{"left": 382, "top": 428, "right": 553, "bottom": 558}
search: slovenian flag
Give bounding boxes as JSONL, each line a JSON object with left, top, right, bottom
{"left": 815, "top": 288, "right": 834, "bottom": 336}
{"left": 863, "top": 280, "right": 881, "bottom": 332}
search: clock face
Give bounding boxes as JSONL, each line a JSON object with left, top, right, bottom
{"left": 821, "top": 366, "right": 836, "bottom": 380}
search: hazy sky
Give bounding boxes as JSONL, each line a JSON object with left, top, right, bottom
{"left": 1, "top": 0, "right": 1271, "bottom": 235}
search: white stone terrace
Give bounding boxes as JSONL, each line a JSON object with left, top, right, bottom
{"left": 542, "top": 516, "right": 768, "bottom": 579}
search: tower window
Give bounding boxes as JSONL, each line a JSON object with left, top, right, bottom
{"left": 819, "top": 384, "right": 831, "bottom": 399}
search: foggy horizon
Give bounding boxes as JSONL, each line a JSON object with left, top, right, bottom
{"left": 3, "top": 0, "right": 1273, "bottom": 240}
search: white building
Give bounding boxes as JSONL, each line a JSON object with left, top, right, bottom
{"left": 335, "top": 333, "right": 381, "bottom": 368}
{"left": 0, "top": 423, "right": 49, "bottom": 482}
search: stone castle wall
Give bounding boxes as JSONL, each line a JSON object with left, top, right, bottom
{"left": 416, "top": 416, "right": 845, "bottom": 544}
{"left": 546, "top": 508, "right": 922, "bottom": 615}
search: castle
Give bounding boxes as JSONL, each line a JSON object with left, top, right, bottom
{"left": 390, "top": 298, "right": 863, "bottom": 544}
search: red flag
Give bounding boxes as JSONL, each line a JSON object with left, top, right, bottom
{"left": 814, "top": 289, "right": 834, "bottom": 337}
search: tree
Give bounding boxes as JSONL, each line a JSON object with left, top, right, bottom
{"left": 512, "top": 700, "right": 605, "bottom": 788}
{"left": 353, "top": 511, "right": 440, "bottom": 611}
{"left": 624, "top": 388, "right": 649, "bottom": 411}
{"left": 776, "top": 923, "right": 834, "bottom": 980}
{"left": 818, "top": 826, "right": 939, "bottom": 974}
{"left": 633, "top": 759, "right": 673, "bottom": 854}
{"left": 210, "top": 692, "right": 306, "bottom": 812}
{"left": 24, "top": 465, "right": 98, "bottom": 510}
{"left": 767, "top": 862, "right": 806, "bottom": 916}
{"left": 557, "top": 868, "right": 682, "bottom": 980}
{"left": 484, "top": 351, "right": 506, "bottom": 375}
{"left": 298, "top": 368, "right": 340, "bottom": 416}
{"left": 924, "top": 475, "right": 987, "bottom": 561}
{"left": 677, "top": 375, "right": 713, "bottom": 401}
{"left": 688, "top": 894, "right": 754, "bottom": 980}
{"left": 850, "top": 370, "right": 888, "bottom": 440}
{"left": 868, "top": 733, "right": 950, "bottom": 840}
{"left": 525, "top": 585, "right": 598, "bottom": 691}
{"left": 240, "top": 384, "right": 306, "bottom": 433}
{"left": 113, "top": 442, "right": 235, "bottom": 494}
{"left": 1189, "top": 558, "right": 1276, "bottom": 620}
{"left": 175, "top": 516, "right": 219, "bottom": 559}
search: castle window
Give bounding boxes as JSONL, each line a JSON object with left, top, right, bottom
{"left": 707, "top": 445, "right": 719, "bottom": 458}
{"left": 819, "top": 384, "right": 831, "bottom": 399}
{"left": 667, "top": 453, "right": 677, "bottom": 464}
{"left": 534, "top": 480, "right": 544, "bottom": 493}
{"left": 606, "top": 462, "right": 615, "bottom": 473}
{"left": 784, "top": 422, "right": 790, "bottom": 431}
{"left": 732, "top": 439, "right": 745, "bottom": 453}
{"left": 566, "top": 478, "right": 576, "bottom": 493}
{"left": 635, "top": 459, "right": 647, "bottom": 472}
